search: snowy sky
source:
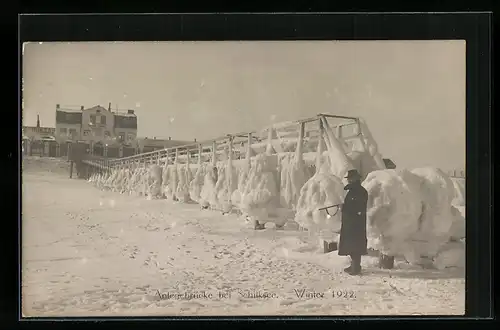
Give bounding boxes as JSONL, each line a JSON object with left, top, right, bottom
{"left": 22, "top": 41, "right": 465, "bottom": 170}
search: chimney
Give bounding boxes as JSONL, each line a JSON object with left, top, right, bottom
{"left": 36, "top": 114, "right": 40, "bottom": 128}
{"left": 127, "top": 110, "right": 134, "bottom": 115}
{"left": 168, "top": 136, "right": 171, "bottom": 140}
{"left": 56, "top": 104, "right": 60, "bottom": 109}
{"left": 108, "top": 102, "right": 111, "bottom": 111}
{"left": 194, "top": 138, "right": 197, "bottom": 142}
{"left": 80, "top": 106, "right": 84, "bottom": 111}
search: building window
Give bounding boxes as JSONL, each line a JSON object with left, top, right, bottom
{"left": 90, "top": 115, "right": 96, "bottom": 125}
{"left": 127, "top": 133, "right": 135, "bottom": 141}
{"left": 101, "top": 115, "right": 107, "bottom": 125}
{"left": 83, "top": 130, "right": 90, "bottom": 136}
{"left": 60, "top": 128, "right": 67, "bottom": 134}
{"left": 104, "top": 131, "right": 110, "bottom": 138}
{"left": 119, "top": 133, "right": 125, "bottom": 142}
{"left": 69, "top": 128, "right": 77, "bottom": 138}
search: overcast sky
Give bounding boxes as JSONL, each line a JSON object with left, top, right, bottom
{"left": 22, "top": 41, "right": 465, "bottom": 170}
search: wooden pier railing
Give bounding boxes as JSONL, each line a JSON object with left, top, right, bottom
{"left": 81, "top": 113, "right": 361, "bottom": 173}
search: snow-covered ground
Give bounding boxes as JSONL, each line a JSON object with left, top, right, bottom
{"left": 22, "top": 158, "right": 465, "bottom": 317}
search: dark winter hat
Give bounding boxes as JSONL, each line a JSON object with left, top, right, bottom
{"left": 345, "top": 169, "right": 361, "bottom": 179}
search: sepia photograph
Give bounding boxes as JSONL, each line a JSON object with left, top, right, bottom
{"left": 21, "top": 40, "right": 466, "bottom": 317}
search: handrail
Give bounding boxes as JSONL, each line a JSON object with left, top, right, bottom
{"left": 87, "top": 113, "right": 361, "bottom": 170}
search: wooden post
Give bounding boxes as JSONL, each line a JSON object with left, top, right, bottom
{"left": 212, "top": 141, "right": 217, "bottom": 167}
{"left": 198, "top": 144, "right": 203, "bottom": 165}
{"left": 246, "top": 133, "right": 252, "bottom": 166}
{"left": 67, "top": 142, "right": 72, "bottom": 160}
{"left": 317, "top": 118, "right": 325, "bottom": 169}
{"left": 228, "top": 136, "right": 233, "bottom": 161}
{"left": 69, "top": 161, "right": 74, "bottom": 178}
{"left": 335, "top": 125, "right": 342, "bottom": 139}
{"left": 186, "top": 147, "right": 190, "bottom": 170}
{"left": 56, "top": 142, "right": 60, "bottom": 157}
{"left": 119, "top": 145, "right": 124, "bottom": 158}
{"left": 297, "top": 122, "right": 305, "bottom": 157}
{"left": 265, "top": 127, "right": 275, "bottom": 155}
{"left": 44, "top": 141, "right": 49, "bottom": 157}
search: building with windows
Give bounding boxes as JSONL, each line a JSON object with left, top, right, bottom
{"left": 55, "top": 104, "right": 138, "bottom": 145}
{"left": 55, "top": 105, "right": 83, "bottom": 142}
{"left": 80, "top": 105, "right": 116, "bottom": 143}
{"left": 114, "top": 110, "right": 138, "bottom": 145}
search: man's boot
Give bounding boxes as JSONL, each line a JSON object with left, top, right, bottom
{"left": 347, "top": 255, "right": 362, "bottom": 275}
{"left": 344, "top": 255, "right": 354, "bottom": 273}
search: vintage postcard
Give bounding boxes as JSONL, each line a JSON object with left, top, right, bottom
{"left": 21, "top": 40, "right": 466, "bottom": 317}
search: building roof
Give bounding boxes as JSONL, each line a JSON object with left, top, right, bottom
{"left": 83, "top": 105, "right": 108, "bottom": 113}
{"left": 56, "top": 110, "right": 82, "bottom": 124}
{"left": 114, "top": 114, "right": 137, "bottom": 129}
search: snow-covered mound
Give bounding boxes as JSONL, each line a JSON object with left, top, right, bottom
{"left": 175, "top": 165, "right": 192, "bottom": 203}
{"left": 189, "top": 164, "right": 207, "bottom": 203}
{"left": 214, "top": 144, "right": 238, "bottom": 213}
{"left": 162, "top": 165, "right": 178, "bottom": 200}
{"left": 362, "top": 169, "right": 423, "bottom": 257}
{"left": 199, "top": 166, "right": 218, "bottom": 209}
{"left": 147, "top": 165, "right": 163, "bottom": 199}
{"left": 451, "top": 177, "right": 465, "bottom": 207}
{"left": 230, "top": 164, "right": 250, "bottom": 208}
{"left": 409, "top": 167, "right": 457, "bottom": 257}
{"left": 278, "top": 130, "right": 310, "bottom": 212}
{"left": 239, "top": 154, "right": 281, "bottom": 225}
{"left": 294, "top": 161, "right": 345, "bottom": 237}
{"left": 449, "top": 206, "right": 466, "bottom": 240}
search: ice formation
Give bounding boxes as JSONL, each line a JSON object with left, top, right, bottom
{"left": 319, "top": 116, "right": 355, "bottom": 179}
{"left": 199, "top": 165, "right": 218, "bottom": 209}
{"left": 362, "top": 169, "right": 423, "bottom": 257}
{"left": 238, "top": 153, "right": 281, "bottom": 225}
{"left": 147, "top": 164, "right": 163, "bottom": 198}
{"left": 357, "top": 117, "right": 387, "bottom": 171}
{"left": 294, "top": 128, "right": 346, "bottom": 241}
{"left": 294, "top": 163, "right": 345, "bottom": 237}
{"left": 451, "top": 177, "right": 465, "bottom": 207}
{"left": 409, "top": 167, "right": 457, "bottom": 258}
{"left": 189, "top": 164, "right": 206, "bottom": 203}
{"left": 175, "top": 152, "right": 192, "bottom": 203}
{"left": 214, "top": 141, "right": 238, "bottom": 213}
{"left": 279, "top": 124, "right": 309, "bottom": 211}
{"left": 162, "top": 152, "right": 180, "bottom": 201}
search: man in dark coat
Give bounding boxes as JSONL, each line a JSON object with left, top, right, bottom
{"left": 338, "top": 169, "right": 368, "bottom": 275}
